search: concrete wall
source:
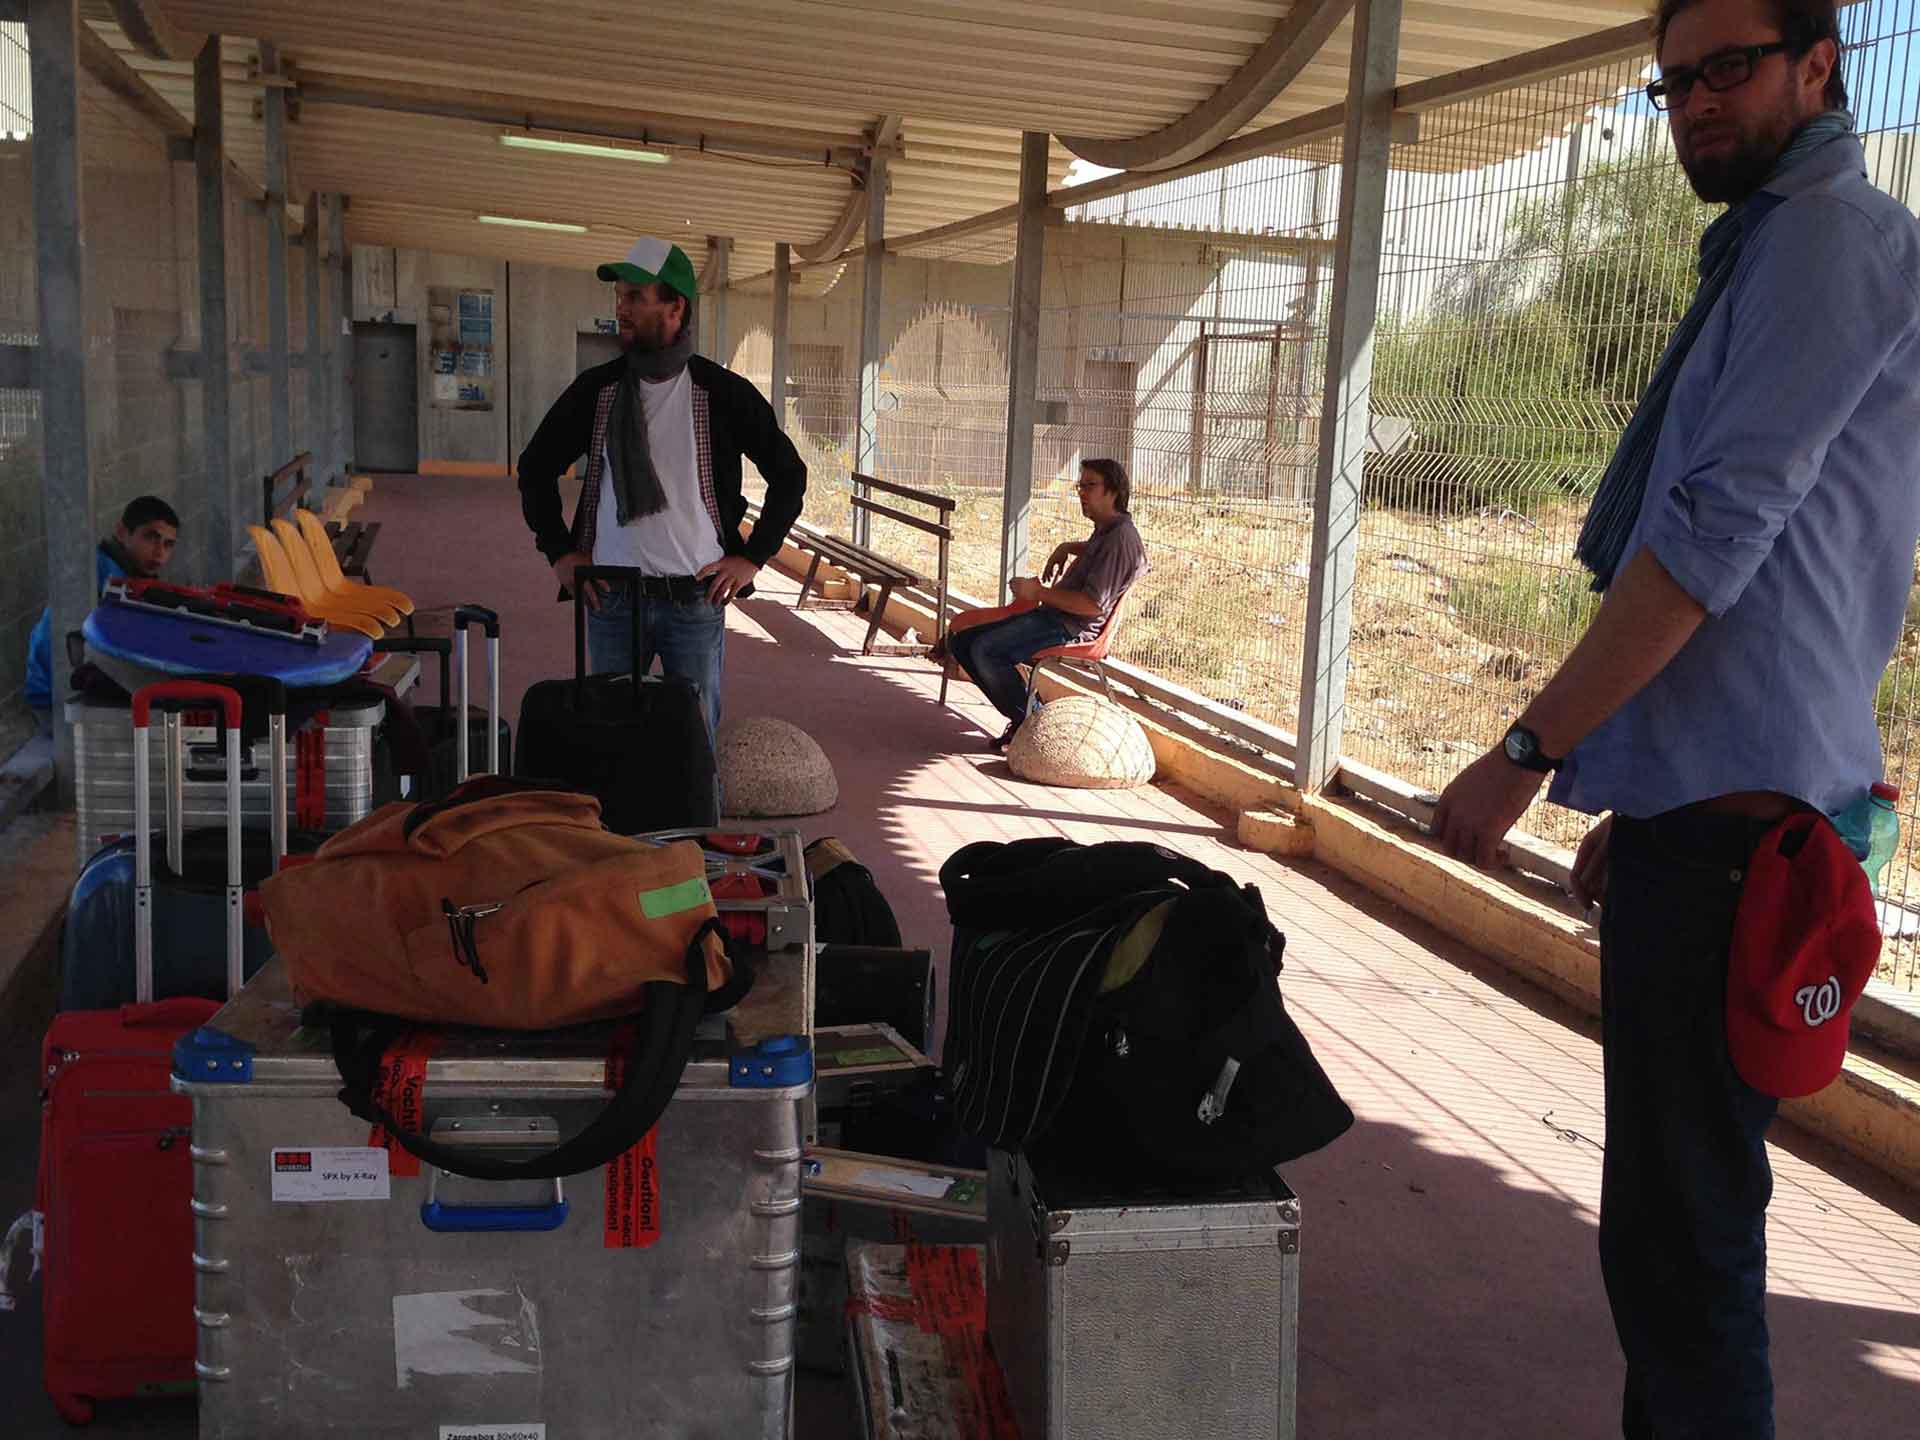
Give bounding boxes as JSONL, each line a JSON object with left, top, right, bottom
{"left": 505, "top": 260, "right": 611, "bottom": 465}
{"left": 1, "top": 132, "right": 38, "bottom": 719}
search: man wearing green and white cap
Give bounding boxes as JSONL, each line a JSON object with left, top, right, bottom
{"left": 517, "top": 237, "right": 807, "bottom": 739}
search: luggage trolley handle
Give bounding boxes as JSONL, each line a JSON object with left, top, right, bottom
{"left": 571, "top": 566, "right": 647, "bottom": 703}
{"left": 131, "top": 683, "right": 253, "bottom": 1005}
{"left": 372, "top": 636, "right": 452, "bottom": 709}
{"left": 452, "top": 605, "right": 502, "bottom": 782}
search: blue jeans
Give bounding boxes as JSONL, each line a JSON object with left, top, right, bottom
{"left": 1599, "top": 810, "right": 1780, "bottom": 1440}
{"left": 949, "top": 608, "right": 1076, "bottom": 725}
{"left": 585, "top": 588, "right": 727, "bottom": 746}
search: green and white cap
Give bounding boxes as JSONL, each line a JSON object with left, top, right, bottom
{"left": 597, "top": 237, "right": 698, "bottom": 302}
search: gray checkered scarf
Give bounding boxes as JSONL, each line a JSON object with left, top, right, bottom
{"left": 607, "top": 305, "right": 698, "bottom": 525}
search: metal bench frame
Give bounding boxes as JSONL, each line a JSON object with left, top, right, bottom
{"left": 791, "top": 474, "right": 955, "bottom": 670}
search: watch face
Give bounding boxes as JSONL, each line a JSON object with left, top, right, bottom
{"left": 1505, "top": 728, "right": 1536, "bottom": 764}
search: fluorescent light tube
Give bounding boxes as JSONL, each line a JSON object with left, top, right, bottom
{"left": 500, "top": 133, "right": 670, "bottom": 164}
{"left": 475, "top": 214, "right": 589, "bottom": 234}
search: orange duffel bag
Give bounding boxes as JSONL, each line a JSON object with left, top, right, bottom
{"left": 260, "top": 777, "right": 745, "bottom": 1029}
{"left": 258, "top": 778, "right": 752, "bottom": 1183}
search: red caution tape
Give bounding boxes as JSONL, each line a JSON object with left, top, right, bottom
{"left": 366, "top": 1030, "right": 438, "bottom": 1178}
{"left": 294, "top": 714, "right": 329, "bottom": 830}
{"left": 847, "top": 1241, "right": 1019, "bottom": 1439}
{"left": 603, "top": 1024, "right": 662, "bottom": 1250}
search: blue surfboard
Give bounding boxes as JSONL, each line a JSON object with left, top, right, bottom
{"left": 84, "top": 602, "right": 373, "bottom": 687}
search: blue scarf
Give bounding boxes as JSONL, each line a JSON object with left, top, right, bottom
{"left": 1575, "top": 109, "right": 1858, "bottom": 589}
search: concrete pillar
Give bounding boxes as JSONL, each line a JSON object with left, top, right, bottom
{"left": 709, "top": 235, "right": 730, "bottom": 365}
{"left": 854, "top": 148, "right": 888, "bottom": 547}
{"left": 262, "top": 41, "right": 291, "bottom": 466}
{"left": 195, "top": 34, "right": 235, "bottom": 577}
{"left": 1295, "top": 0, "right": 1403, "bottom": 793}
{"left": 327, "top": 197, "right": 349, "bottom": 478}
{"left": 998, "top": 131, "right": 1048, "bottom": 600}
{"left": 770, "top": 241, "right": 792, "bottom": 423}
{"left": 28, "top": 0, "right": 94, "bottom": 803}
{"left": 304, "top": 191, "right": 325, "bottom": 469}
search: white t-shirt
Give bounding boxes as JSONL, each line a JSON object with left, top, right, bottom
{"left": 591, "top": 369, "right": 724, "bottom": 576}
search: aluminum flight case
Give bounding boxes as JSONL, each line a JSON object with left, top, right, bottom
{"left": 986, "top": 1147, "right": 1301, "bottom": 1440}
{"left": 67, "top": 692, "right": 383, "bottom": 864}
{"left": 175, "top": 959, "right": 812, "bottom": 1440}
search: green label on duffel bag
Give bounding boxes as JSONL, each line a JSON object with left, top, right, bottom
{"left": 639, "top": 875, "right": 713, "bottom": 919}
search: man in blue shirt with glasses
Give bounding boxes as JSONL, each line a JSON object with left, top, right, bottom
{"left": 1435, "top": 0, "right": 1920, "bottom": 1433}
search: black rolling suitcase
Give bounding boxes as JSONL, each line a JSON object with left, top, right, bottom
{"left": 58, "top": 679, "right": 296, "bottom": 1011}
{"left": 375, "top": 604, "right": 511, "bottom": 802}
{"left": 513, "top": 566, "right": 719, "bottom": 833}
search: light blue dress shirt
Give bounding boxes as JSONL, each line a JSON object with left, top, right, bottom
{"left": 1551, "top": 135, "right": 1920, "bottom": 820}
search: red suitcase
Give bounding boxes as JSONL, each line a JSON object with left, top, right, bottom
{"left": 37, "top": 680, "right": 276, "bottom": 1424}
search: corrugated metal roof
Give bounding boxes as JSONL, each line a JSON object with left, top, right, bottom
{"left": 79, "top": 1, "right": 1659, "bottom": 274}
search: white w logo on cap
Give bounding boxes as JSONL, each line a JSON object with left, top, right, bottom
{"left": 1794, "top": 977, "right": 1843, "bottom": 1028}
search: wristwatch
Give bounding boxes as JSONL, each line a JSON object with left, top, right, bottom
{"left": 1502, "top": 724, "right": 1562, "bottom": 775}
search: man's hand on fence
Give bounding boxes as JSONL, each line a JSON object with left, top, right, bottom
{"left": 1570, "top": 815, "right": 1612, "bottom": 911}
{"left": 1433, "top": 746, "right": 1546, "bottom": 871}
{"left": 697, "top": 555, "right": 761, "bottom": 607}
{"left": 553, "top": 552, "right": 607, "bottom": 609}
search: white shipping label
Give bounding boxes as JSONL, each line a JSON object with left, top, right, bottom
{"left": 852, "top": 1166, "right": 955, "bottom": 1200}
{"left": 440, "top": 1429, "right": 546, "bottom": 1440}
{"left": 270, "top": 1146, "right": 391, "bottom": 1202}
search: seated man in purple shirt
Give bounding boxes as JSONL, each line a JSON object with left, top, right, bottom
{"left": 949, "top": 458, "right": 1147, "bottom": 750}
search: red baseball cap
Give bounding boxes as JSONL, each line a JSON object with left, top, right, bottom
{"left": 1727, "top": 813, "right": 1882, "bottom": 1099}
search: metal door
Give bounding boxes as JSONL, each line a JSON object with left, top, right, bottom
{"left": 577, "top": 329, "right": 624, "bottom": 374}
{"left": 351, "top": 322, "right": 419, "bottom": 473}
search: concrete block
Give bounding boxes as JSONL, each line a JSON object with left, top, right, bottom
{"left": 1008, "top": 694, "right": 1155, "bottom": 789}
{"left": 719, "top": 715, "right": 838, "bottom": 817}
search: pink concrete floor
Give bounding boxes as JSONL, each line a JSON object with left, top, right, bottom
{"left": 359, "top": 473, "right": 1920, "bottom": 1439}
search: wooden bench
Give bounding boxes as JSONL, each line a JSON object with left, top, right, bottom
{"left": 789, "top": 474, "right": 955, "bottom": 663}
{"left": 329, "top": 519, "right": 383, "bottom": 581}
{"left": 261, "top": 451, "right": 381, "bottom": 581}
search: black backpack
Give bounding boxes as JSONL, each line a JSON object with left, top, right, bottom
{"left": 940, "top": 838, "right": 1352, "bottom": 1181}
{"left": 805, "top": 837, "right": 902, "bottom": 947}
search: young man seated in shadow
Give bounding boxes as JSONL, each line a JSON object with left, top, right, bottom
{"left": 947, "top": 458, "right": 1146, "bottom": 750}
{"left": 23, "top": 494, "right": 181, "bottom": 734}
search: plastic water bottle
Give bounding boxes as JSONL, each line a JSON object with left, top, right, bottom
{"left": 1830, "top": 783, "right": 1902, "bottom": 894}
{"left": 1864, "top": 782, "right": 1902, "bottom": 899}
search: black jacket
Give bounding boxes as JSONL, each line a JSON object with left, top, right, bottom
{"left": 516, "top": 354, "right": 807, "bottom": 575}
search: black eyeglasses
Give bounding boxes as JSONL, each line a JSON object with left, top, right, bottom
{"left": 1646, "top": 42, "right": 1792, "bottom": 111}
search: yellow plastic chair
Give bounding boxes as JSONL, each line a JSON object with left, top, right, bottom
{"left": 272, "top": 518, "right": 401, "bottom": 628}
{"left": 246, "top": 525, "right": 386, "bottom": 638}
{"left": 293, "top": 508, "right": 414, "bottom": 617}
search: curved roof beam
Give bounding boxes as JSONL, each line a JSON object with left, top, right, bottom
{"left": 1056, "top": 0, "right": 1354, "bottom": 173}
{"left": 795, "top": 116, "right": 900, "bottom": 264}
{"left": 794, "top": 186, "right": 867, "bottom": 264}
{"left": 108, "top": 0, "right": 205, "bottom": 63}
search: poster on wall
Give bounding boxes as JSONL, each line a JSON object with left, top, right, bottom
{"left": 427, "top": 286, "right": 496, "bottom": 411}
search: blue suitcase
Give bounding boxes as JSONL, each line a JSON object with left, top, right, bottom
{"left": 59, "top": 685, "right": 294, "bottom": 1011}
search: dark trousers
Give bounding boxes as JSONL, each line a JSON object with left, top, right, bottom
{"left": 948, "top": 608, "right": 1076, "bottom": 724}
{"left": 1600, "top": 810, "right": 1781, "bottom": 1439}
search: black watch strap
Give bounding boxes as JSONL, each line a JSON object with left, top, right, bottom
{"left": 1503, "top": 724, "right": 1561, "bottom": 774}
